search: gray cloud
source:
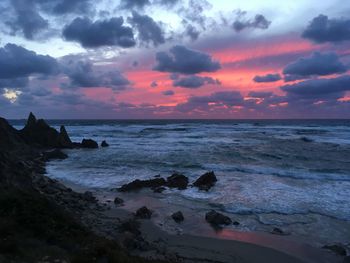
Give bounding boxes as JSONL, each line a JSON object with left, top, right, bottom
{"left": 38, "top": 0, "right": 94, "bottom": 15}
{"left": 128, "top": 11, "right": 165, "bottom": 46}
{"left": 150, "top": 81, "right": 158, "bottom": 88}
{"left": 62, "top": 17, "right": 136, "bottom": 48}
{"left": 162, "top": 90, "right": 174, "bottom": 96}
{"left": 173, "top": 75, "right": 221, "bottom": 88}
{"left": 0, "top": 44, "right": 59, "bottom": 79}
{"left": 253, "top": 73, "right": 281, "bottom": 83}
{"left": 233, "top": 14, "right": 271, "bottom": 32}
{"left": 302, "top": 14, "right": 350, "bottom": 43}
{"left": 62, "top": 60, "right": 130, "bottom": 90}
{"left": 154, "top": 45, "right": 221, "bottom": 74}
{"left": 281, "top": 75, "right": 350, "bottom": 99}
{"left": 120, "top": 0, "right": 150, "bottom": 9}
{"left": 283, "top": 52, "right": 348, "bottom": 81}
{"left": 248, "top": 91, "right": 273, "bottom": 98}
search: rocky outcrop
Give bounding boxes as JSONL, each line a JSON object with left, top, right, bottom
{"left": 20, "top": 113, "right": 73, "bottom": 149}
{"left": 193, "top": 171, "right": 217, "bottom": 191}
{"left": 114, "top": 197, "right": 124, "bottom": 206}
{"left": 118, "top": 178, "right": 166, "bottom": 192}
{"left": 205, "top": 210, "right": 232, "bottom": 226}
{"left": 135, "top": 206, "right": 152, "bottom": 219}
{"left": 42, "top": 149, "right": 68, "bottom": 161}
{"left": 101, "top": 140, "right": 109, "bottom": 147}
{"left": 166, "top": 173, "right": 189, "bottom": 190}
{"left": 171, "top": 211, "right": 184, "bottom": 223}
{"left": 81, "top": 139, "right": 99, "bottom": 149}
{"left": 322, "top": 244, "right": 347, "bottom": 256}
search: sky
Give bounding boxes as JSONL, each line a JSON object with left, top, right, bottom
{"left": 0, "top": 0, "right": 350, "bottom": 119}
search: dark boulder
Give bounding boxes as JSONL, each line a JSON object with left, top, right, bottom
{"left": 114, "top": 197, "right": 124, "bottom": 206}
{"left": 81, "top": 139, "right": 98, "bottom": 149}
{"left": 153, "top": 186, "right": 166, "bottom": 193}
{"left": 322, "top": 244, "right": 347, "bottom": 256}
{"left": 82, "top": 191, "right": 96, "bottom": 202}
{"left": 205, "top": 210, "right": 232, "bottom": 226}
{"left": 300, "top": 137, "right": 313, "bottom": 143}
{"left": 271, "top": 227, "right": 286, "bottom": 235}
{"left": 57, "top": 126, "right": 73, "bottom": 148}
{"left": 118, "top": 178, "right": 166, "bottom": 192}
{"left": 43, "top": 149, "right": 68, "bottom": 161}
{"left": 166, "top": 173, "right": 189, "bottom": 190}
{"left": 193, "top": 171, "right": 217, "bottom": 191}
{"left": 101, "top": 140, "right": 109, "bottom": 147}
{"left": 135, "top": 206, "right": 152, "bottom": 219}
{"left": 171, "top": 211, "right": 184, "bottom": 223}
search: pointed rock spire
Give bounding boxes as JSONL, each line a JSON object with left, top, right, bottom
{"left": 26, "top": 112, "right": 37, "bottom": 128}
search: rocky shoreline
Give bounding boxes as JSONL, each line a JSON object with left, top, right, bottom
{"left": 1, "top": 113, "right": 348, "bottom": 263}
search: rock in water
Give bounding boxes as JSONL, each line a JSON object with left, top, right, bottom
{"left": 193, "top": 171, "right": 217, "bottom": 191}
{"left": 57, "top": 126, "right": 73, "bottom": 148}
{"left": 101, "top": 140, "right": 109, "bottom": 147}
{"left": 205, "top": 210, "right": 232, "bottom": 226}
{"left": 171, "top": 211, "right": 184, "bottom": 223}
{"left": 81, "top": 139, "right": 98, "bottom": 149}
{"left": 114, "top": 197, "right": 124, "bottom": 206}
{"left": 135, "top": 206, "right": 152, "bottom": 219}
{"left": 166, "top": 173, "right": 189, "bottom": 190}
{"left": 118, "top": 178, "right": 166, "bottom": 192}
{"left": 43, "top": 149, "right": 68, "bottom": 161}
{"left": 322, "top": 244, "right": 347, "bottom": 256}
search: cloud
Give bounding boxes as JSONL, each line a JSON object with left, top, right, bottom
{"left": 248, "top": 91, "right": 273, "bottom": 98}
{"left": 154, "top": 45, "right": 221, "bottom": 74}
{"left": 155, "top": 0, "right": 181, "bottom": 7}
{"left": 283, "top": 52, "right": 348, "bottom": 81}
{"left": 4, "top": 0, "right": 48, "bottom": 40}
{"left": 281, "top": 75, "right": 350, "bottom": 99}
{"left": 62, "top": 17, "right": 136, "bottom": 48}
{"left": 253, "top": 73, "right": 281, "bottom": 83}
{"left": 162, "top": 90, "right": 174, "bottom": 96}
{"left": 302, "top": 14, "right": 350, "bottom": 43}
{"left": 62, "top": 60, "right": 130, "bottom": 90}
{"left": 173, "top": 75, "right": 221, "bottom": 88}
{"left": 0, "top": 77, "right": 29, "bottom": 89}
{"left": 233, "top": 14, "right": 271, "bottom": 32}
{"left": 0, "top": 43, "right": 59, "bottom": 79}
{"left": 38, "top": 0, "right": 94, "bottom": 15}
{"left": 128, "top": 11, "right": 165, "bottom": 46}
{"left": 184, "top": 24, "right": 200, "bottom": 41}
{"left": 119, "top": 0, "right": 150, "bottom": 9}
{"left": 150, "top": 81, "right": 158, "bottom": 88}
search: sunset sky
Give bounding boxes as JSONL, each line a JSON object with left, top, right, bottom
{"left": 1, "top": 0, "right": 350, "bottom": 119}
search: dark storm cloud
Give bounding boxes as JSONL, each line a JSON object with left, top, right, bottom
{"left": 120, "top": 0, "right": 150, "bottom": 9}
{"left": 62, "top": 17, "right": 136, "bottom": 48}
{"left": 154, "top": 45, "right": 221, "bottom": 74}
{"left": 283, "top": 52, "right": 348, "bottom": 81}
{"left": 173, "top": 75, "right": 220, "bottom": 88}
{"left": 128, "top": 11, "right": 165, "bottom": 46}
{"left": 281, "top": 75, "right": 350, "bottom": 99}
{"left": 162, "top": 90, "right": 174, "bottom": 96}
{"left": 248, "top": 91, "right": 273, "bottom": 98}
{"left": 302, "top": 14, "right": 350, "bottom": 43}
{"left": 150, "top": 81, "right": 158, "bottom": 88}
{"left": 62, "top": 60, "right": 130, "bottom": 90}
{"left": 38, "top": 0, "right": 94, "bottom": 15}
{"left": 3, "top": 0, "right": 48, "bottom": 40}
{"left": 233, "top": 14, "right": 271, "bottom": 32}
{"left": 253, "top": 73, "right": 281, "bottom": 83}
{"left": 184, "top": 24, "right": 200, "bottom": 41}
{"left": 0, "top": 77, "right": 29, "bottom": 89}
{"left": 0, "top": 44, "right": 59, "bottom": 79}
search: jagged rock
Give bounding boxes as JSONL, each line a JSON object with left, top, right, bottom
{"left": 81, "top": 139, "right": 98, "bottom": 149}
{"left": 171, "top": 211, "right": 184, "bottom": 223}
{"left": 114, "top": 197, "right": 124, "bottom": 206}
{"left": 0, "top": 117, "right": 26, "bottom": 150}
{"left": 118, "top": 178, "right": 166, "bottom": 192}
{"left": 205, "top": 210, "right": 232, "bottom": 226}
{"left": 101, "top": 140, "right": 109, "bottom": 147}
{"left": 322, "top": 244, "right": 347, "bottom": 256}
{"left": 166, "top": 173, "right": 189, "bottom": 190}
{"left": 193, "top": 171, "right": 217, "bottom": 191}
{"left": 19, "top": 113, "right": 73, "bottom": 149}
{"left": 43, "top": 149, "right": 68, "bottom": 161}
{"left": 300, "top": 137, "right": 313, "bottom": 143}
{"left": 135, "top": 206, "right": 152, "bottom": 219}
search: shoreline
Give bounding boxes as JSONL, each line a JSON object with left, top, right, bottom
{"left": 55, "top": 175, "right": 341, "bottom": 263}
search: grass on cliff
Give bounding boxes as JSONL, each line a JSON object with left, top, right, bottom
{"left": 0, "top": 188, "right": 163, "bottom": 263}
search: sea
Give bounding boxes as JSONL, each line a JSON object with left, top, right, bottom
{"left": 11, "top": 119, "right": 350, "bottom": 246}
